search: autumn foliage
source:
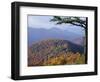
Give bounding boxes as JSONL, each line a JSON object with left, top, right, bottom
{"left": 43, "top": 52, "right": 85, "bottom": 65}
{"left": 28, "top": 39, "right": 86, "bottom": 66}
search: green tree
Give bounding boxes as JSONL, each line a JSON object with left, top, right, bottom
{"left": 50, "top": 16, "right": 87, "bottom": 29}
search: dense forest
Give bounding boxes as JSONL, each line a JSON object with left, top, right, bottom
{"left": 28, "top": 39, "right": 85, "bottom": 66}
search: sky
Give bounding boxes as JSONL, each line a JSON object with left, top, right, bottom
{"left": 27, "top": 15, "right": 85, "bottom": 35}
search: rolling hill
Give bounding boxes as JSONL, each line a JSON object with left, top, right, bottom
{"left": 28, "top": 39, "right": 85, "bottom": 66}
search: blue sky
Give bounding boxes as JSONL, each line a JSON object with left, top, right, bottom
{"left": 28, "top": 15, "right": 85, "bottom": 35}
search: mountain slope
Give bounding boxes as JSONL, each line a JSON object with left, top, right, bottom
{"left": 28, "top": 39, "right": 85, "bottom": 66}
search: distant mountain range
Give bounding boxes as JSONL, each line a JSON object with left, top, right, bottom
{"left": 28, "top": 27, "right": 85, "bottom": 46}
{"left": 28, "top": 39, "right": 84, "bottom": 66}
{"left": 72, "top": 37, "right": 85, "bottom": 46}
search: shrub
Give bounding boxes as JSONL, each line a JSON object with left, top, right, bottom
{"left": 42, "top": 51, "right": 85, "bottom": 65}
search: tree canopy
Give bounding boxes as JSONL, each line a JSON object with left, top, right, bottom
{"left": 50, "top": 16, "right": 87, "bottom": 29}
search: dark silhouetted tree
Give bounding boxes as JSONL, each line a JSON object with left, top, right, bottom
{"left": 50, "top": 16, "right": 87, "bottom": 29}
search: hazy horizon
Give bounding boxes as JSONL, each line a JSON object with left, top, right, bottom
{"left": 28, "top": 15, "right": 86, "bottom": 46}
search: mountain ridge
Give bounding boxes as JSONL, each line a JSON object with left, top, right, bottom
{"left": 28, "top": 27, "right": 84, "bottom": 46}
{"left": 28, "top": 39, "right": 85, "bottom": 66}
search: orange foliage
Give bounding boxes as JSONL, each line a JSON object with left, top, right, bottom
{"left": 43, "top": 52, "right": 85, "bottom": 65}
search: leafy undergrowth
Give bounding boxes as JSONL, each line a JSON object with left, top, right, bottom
{"left": 43, "top": 52, "right": 85, "bottom": 65}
